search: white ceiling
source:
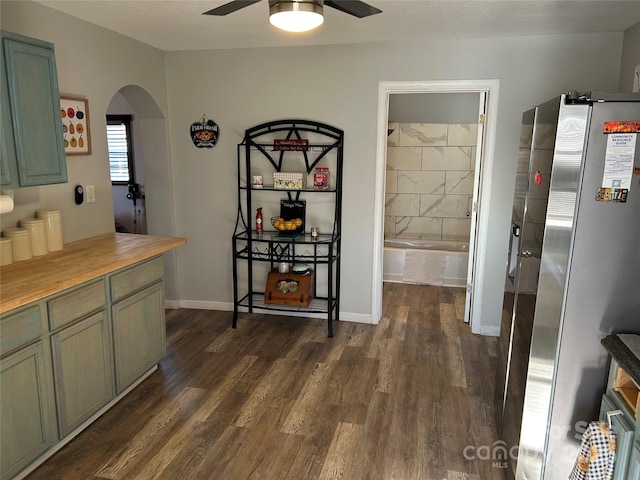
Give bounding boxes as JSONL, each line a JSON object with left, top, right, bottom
{"left": 34, "top": 0, "right": 640, "bottom": 51}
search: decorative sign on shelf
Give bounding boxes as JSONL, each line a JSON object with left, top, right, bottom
{"left": 190, "top": 114, "right": 219, "bottom": 148}
{"left": 274, "top": 139, "right": 308, "bottom": 151}
{"left": 60, "top": 95, "right": 91, "bottom": 156}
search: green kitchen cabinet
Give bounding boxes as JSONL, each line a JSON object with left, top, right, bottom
{"left": 50, "top": 311, "right": 114, "bottom": 437}
{"left": 0, "top": 39, "right": 18, "bottom": 187}
{"left": 599, "top": 392, "right": 635, "bottom": 480}
{"left": 1, "top": 30, "right": 67, "bottom": 188}
{"left": 599, "top": 334, "right": 640, "bottom": 480}
{"left": 47, "top": 279, "right": 113, "bottom": 437}
{"left": 0, "top": 340, "right": 56, "bottom": 480}
{"left": 110, "top": 257, "right": 165, "bottom": 394}
{"left": 0, "top": 251, "right": 171, "bottom": 479}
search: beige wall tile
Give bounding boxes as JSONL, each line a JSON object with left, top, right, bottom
{"left": 448, "top": 124, "right": 478, "bottom": 146}
{"left": 420, "top": 194, "right": 469, "bottom": 218}
{"left": 395, "top": 216, "right": 442, "bottom": 239}
{"left": 386, "top": 170, "right": 398, "bottom": 194}
{"left": 387, "top": 146, "right": 422, "bottom": 171}
{"left": 445, "top": 170, "right": 474, "bottom": 194}
{"left": 397, "top": 171, "right": 445, "bottom": 194}
{"left": 384, "top": 215, "right": 396, "bottom": 237}
{"left": 399, "top": 123, "right": 447, "bottom": 147}
{"left": 422, "top": 146, "right": 472, "bottom": 171}
{"left": 385, "top": 193, "right": 420, "bottom": 216}
{"left": 442, "top": 218, "right": 471, "bottom": 241}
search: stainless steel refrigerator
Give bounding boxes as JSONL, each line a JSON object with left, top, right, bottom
{"left": 497, "top": 91, "right": 640, "bottom": 479}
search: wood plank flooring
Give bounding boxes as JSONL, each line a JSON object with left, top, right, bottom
{"left": 26, "top": 283, "right": 507, "bottom": 480}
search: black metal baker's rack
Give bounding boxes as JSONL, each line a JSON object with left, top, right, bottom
{"left": 231, "top": 119, "right": 344, "bottom": 337}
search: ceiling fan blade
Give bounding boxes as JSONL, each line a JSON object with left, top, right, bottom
{"left": 324, "top": 0, "right": 382, "bottom": 18}
{"left": 203, "top": 0, "right": 263, "bottom": 16}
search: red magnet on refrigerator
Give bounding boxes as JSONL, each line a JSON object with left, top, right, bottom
{"left": 534, "top": 171, "right": 542, "bottom": 186}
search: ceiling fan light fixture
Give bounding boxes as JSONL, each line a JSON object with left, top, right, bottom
{"left": 269, "top": 1, "right": 324, "bottom": 32}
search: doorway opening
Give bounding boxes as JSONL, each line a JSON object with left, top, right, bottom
{"left": 105, "top": 85, "right": 180, "bottom": 305}
{"left": 372, "top": 80, "right": 500, "bottom": 333}
{"left": 107, "top": 95, "right": 146, "bottom": 234}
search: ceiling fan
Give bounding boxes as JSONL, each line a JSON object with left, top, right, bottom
{"left": 203, "top": 1, "right": 382, "bottom": 32}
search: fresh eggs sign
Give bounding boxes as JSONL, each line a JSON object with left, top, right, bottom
{"left": 190, "top": 115, "right": 219, "bottom": 148}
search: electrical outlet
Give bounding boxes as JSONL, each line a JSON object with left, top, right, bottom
{"left": 86, "top": 184, "right": 95, "bottom": 203}
{"left": 634, "top": 64, "right": 640, "bottom": 93}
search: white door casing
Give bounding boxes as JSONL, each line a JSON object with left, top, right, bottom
{"left": 463, "top": 91, "right": 487, "bottom": 324}
{"left": 372, "top": 79, "right": 499, "bottom": 334}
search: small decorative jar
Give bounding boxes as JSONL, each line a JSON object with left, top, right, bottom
{"left": 313, "top": 167, "right": 330, "bottom": 190}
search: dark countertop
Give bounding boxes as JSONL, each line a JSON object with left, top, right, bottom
{"left": 601, "top": 334, "right": 640, "bottom": 387}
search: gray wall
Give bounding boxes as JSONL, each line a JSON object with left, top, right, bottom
{"left": 618, "top": 21, "right": 640, "bottom": 92}
{"left": 164, "top": 33, "right": 623, "bottom": 325}
{"left": 0, "top": 1, "right": 631, "bottom": 330}
{"left": 0, "top": 1, "right": 168, "bottom": 244}
{"left": 389, "top": 92, "right": 479, "bottom": 124}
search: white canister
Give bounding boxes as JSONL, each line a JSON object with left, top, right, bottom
{"left": 37, "top": 210, "right": 63, "bottom": 251}
{"left": 0, "top": 237, "right": 13, "bottom": 266}
{"left": 20, "top": 217, "right": 48, "bottom": 256}
{"left": 4, "top": 228, "right": 32, "bottom": 261}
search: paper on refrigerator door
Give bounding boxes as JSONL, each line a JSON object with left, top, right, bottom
{"left": 602, "top": 133, "right": 636, "bottom": 189}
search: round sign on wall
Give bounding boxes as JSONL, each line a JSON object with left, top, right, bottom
{"left": 190, "top": 115, "right": 219, "bottom": 148}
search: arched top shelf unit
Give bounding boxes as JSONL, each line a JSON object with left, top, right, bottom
{"left": 232, "top": 119, "right": 344, "bottom": 337}
{"left": 241, "top": 119, "right": 344, "bottom": 175}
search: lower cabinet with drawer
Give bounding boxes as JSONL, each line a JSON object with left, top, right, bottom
{"left": 0, "top": 254, "right": 168, "bottom": 480}
{"left": 47, "top": 279, "right": 113, "bottom": 437}
{"left": 50, "top": 311, "right": 113, "bottom": 437}
{"left": 109, "top": 256, "right": 165, "bottom": 393}
{"left": 112, "top": 282, "right": 164, "bottom": 393}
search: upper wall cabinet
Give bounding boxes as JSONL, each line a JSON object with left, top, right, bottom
{"left": 0, "top": 31, "right": 67, "bottom": 188}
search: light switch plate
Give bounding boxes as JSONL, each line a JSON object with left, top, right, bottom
{"left": 633, "top": 64, "right": 640, "bottom": 93}
{"left": 86, "top": 184, "right": 95, "bottom": 203}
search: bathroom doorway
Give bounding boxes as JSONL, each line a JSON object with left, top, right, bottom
{"left": 372, "top": 80, "right": 500, "bottom": 333}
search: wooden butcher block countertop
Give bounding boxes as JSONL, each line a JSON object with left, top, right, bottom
{"left": 0, "top": 232, "right": 186, "bottom": 314}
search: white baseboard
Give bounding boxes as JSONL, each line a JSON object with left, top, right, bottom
{"left": 170, "top": 299, "right": 373, "bottom": 324}
{"left": 164, "top": 299, "right": 180, "bottom": 309}
{"left": 471, "top": 323, "right": 500, "bottom": 337}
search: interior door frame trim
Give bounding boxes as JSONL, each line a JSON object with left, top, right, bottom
{"left": 372, "top": 79, "right": 500, "bottom": 333}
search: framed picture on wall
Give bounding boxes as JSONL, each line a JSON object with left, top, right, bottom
{"left": 60, "top": 95, "right": 91, "bottom": 155}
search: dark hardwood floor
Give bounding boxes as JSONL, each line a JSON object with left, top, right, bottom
{"left": 26, "top": 283, "right": 507, "bottom": 480}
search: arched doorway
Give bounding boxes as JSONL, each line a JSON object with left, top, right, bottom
{"left": 105, "top": 85, "right": 179, "bottom": 304}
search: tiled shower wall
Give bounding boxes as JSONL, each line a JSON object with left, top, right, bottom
{"left": 385, "top": 122, "right": 478, "bottom": 241}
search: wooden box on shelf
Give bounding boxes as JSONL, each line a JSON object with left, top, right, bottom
{"left": 265, "top": 269, "right": 314, "bottom": 307}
